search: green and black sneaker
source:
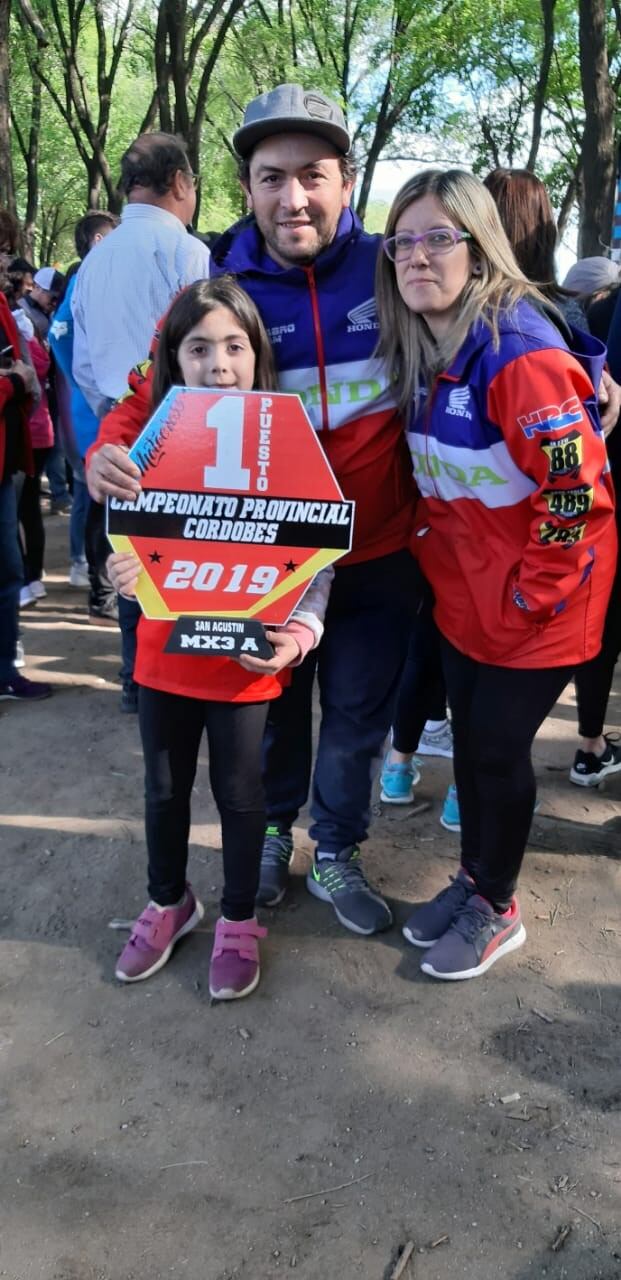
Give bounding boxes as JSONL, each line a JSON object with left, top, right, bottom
{"left": 256, "top": 825, "right": 294, "bottom": 907}
{"left": 306, "top": 846, "right": 392, "bottom": 935}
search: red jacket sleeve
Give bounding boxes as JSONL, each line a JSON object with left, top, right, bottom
{"left": 0, "top": 296, "right": 33, "bottom": 477}
{"left": 0, "top": 374, "right": 17, "bottom": 416}
{"left": 487, "top": 347, "right": 615, "bottom": 621}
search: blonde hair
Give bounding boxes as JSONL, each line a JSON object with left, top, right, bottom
{"left": 375, "top": 168, "right": 549, "bottom": 413}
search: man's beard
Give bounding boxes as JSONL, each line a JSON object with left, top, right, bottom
{"left": 260, "top": 218, "right": 336, "bottom": 268}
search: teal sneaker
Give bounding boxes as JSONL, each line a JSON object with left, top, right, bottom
{"left": 380, "top": 753, "right": 421, "bottom": 804}
{"left": 440, "top": 783, "right": 461, "bottom": 833}
{"left": 306, "top": 846, "right": 392, "bottom": 935}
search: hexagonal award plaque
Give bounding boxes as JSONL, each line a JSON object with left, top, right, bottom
{"left": 107, "top": 387, "right": 354, "bottom": 657}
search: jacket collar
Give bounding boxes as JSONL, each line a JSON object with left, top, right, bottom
{"left": 211, "top": 207, "right": 363, "bottom": 278}
{"left": 438, "top": 299, "right": 571, "bottom": 382}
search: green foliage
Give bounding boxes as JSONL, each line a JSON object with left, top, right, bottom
{"left": 6, "top": 0, "right": 621, "bottom": 252}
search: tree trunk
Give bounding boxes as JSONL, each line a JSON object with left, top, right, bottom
{"left": 22, "top": 63, "right": 41, "bottom": 258}
{"left": 0, "top": 0, "right": 16, "bottom": 218}
{"left": 578, "top": 0, "right": 616, "bottom": 256}
{"left": 526, "top": 0, "right": 556, "bottom": 171}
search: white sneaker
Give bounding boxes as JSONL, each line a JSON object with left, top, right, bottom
{"left": 417, "top": 720, "right": 454, "bottom": 758}
{"left": 69, "top": 561, "right": 90, "bottom": 588}
{"left": 28, "top": 579, "right": 47, "bottom": 600}
{"left": 19, "top": 583, "right": 36, "bottom": 607}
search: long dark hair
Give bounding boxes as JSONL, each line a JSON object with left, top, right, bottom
{"left": 151, "top": 276, "right": 277, "bottom": 407}
{"left": 483, "top": 168, "right": 561, "bottom": 300}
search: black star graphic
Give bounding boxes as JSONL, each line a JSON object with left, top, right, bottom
{"left": 149, "top": 550, "right": 163, "bottom": 564}
{"left": 283, "top": 560, "right": 298, "bottom": 573}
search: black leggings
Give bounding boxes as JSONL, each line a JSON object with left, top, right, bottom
{"left": 392, "top": 596, "right": 448, "bottom": 753}
{"left": 574, "top": 536, "right": 621, "bottom": 738}
{"left": 18, "top": 446, "right": 50, "bottom": 584}
{"left": 441, "top": 638, "right": 573, "bottom": 910}
{"left": 139, "top": 686, "right": 268, "bottom": 920}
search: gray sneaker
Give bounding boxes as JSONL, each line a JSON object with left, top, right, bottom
{"left": 403, "top": 868, "right": 475, "bottom": 948}
{"left": 420, "top": 895, "right": 526, "bottom": 980}
{"left": 306, "top": 846, "right": 392, "bottom": 935}
{"left": 256, "top": 826, "right": 293, "bottom": 906}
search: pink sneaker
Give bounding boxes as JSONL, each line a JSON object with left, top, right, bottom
{"left": 115, "top": 884, "right": 204, "bottom": 982}
{"left": 209, "top": 917, "right": 267, "bottom": 1000}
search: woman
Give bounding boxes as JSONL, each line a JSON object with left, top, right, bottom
{"left": 485, "top": 168, "right": 621, "bottom": 789}
{"left": 376, "top": 169, "right": 616, "bottom": 980}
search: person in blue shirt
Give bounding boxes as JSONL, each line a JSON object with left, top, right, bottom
{"left": 49, "top": 211, "right": 118, "bottom": 595}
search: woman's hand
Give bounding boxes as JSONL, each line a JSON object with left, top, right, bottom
{"left": 106, "top": 551, "right": 141, "bottom": 598}
{"left": 88, "top": 444, "right": 142, "bottom": 503}
{"left": 237, "top": 629, "right": 301, "bottom": 674}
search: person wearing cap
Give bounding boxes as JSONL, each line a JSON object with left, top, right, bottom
{"left": 20, "top": 267, "right": 65, "bottom": 341}
{"left": 562, "top": 256, "right": 621, "bottom": 300}
{"left": 87, "top": 85, "right": 419, "bottom": 936}
{"left": 19, "top": 265, "right": 73, "bottom": 515}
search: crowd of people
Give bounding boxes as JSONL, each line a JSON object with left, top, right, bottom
{"left": 1, "top": 84, "right": 619, "bottom": 1000}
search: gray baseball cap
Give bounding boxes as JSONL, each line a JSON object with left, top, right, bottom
{"left": 233, "top": 83, "right": 351, "bottom": 159}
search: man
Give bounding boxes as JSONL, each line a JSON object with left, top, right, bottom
{"left": 49, "top": 211, "right": 119, "bottom": 592}
{"left": 19, "top": 267, "right": 65, "bottom": 341}
{"left": 73, "top": 131, "right": 211, "bottom": 706}
{"left": 87, "top": 86, "right": 418, "bottom": 933}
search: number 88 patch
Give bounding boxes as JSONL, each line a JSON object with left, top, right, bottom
{"left": 540, "top": 430, "right": 583, "bottom": 481}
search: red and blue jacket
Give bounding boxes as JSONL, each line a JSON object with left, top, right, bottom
{"left": 210, "top": 210, "right": 414, "bottom": 563}
{"left": 410, "top": 300, "right": 617, "bottom": 668}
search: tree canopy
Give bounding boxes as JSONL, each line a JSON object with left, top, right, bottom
{"left": 3, "top": 0, "right": 621, "bottom": 262}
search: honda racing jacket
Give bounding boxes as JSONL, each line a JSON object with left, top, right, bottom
{"left": 410, "top": 300, "right": 617, "bottom": 668}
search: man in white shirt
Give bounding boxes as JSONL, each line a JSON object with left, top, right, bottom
{"left": 72, "top": 132, "right": 210, "bottom": 418}
{"left": 72, "top": 131, "right": 210, "bottom": 702}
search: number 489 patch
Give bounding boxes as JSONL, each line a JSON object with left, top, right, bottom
{"left": 541, "top": 484, "right": 593, "bottom": 519}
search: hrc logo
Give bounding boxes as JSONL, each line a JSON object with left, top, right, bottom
{"left": 519, "top": 396, "right": 583, "bottom": 439}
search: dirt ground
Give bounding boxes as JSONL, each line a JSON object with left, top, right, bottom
{"left": 1, "top": 512, "right": 620, "bottom": 1280}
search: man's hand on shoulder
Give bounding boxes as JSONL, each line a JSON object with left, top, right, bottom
{"left": 87, "top": 444, "right": 142, "bottom": 503}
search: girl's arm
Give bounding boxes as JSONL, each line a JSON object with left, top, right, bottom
{"left": 237, "top": 566, "right": 334, "bottom": 674}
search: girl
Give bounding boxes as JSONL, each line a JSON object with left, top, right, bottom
{"left": 100, "top": 277, "right": 331, "bottom": 1000}
{"left": 375, "top": 169, "right": 616, "bottom": 980}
